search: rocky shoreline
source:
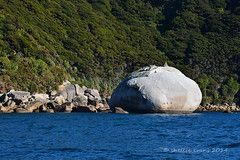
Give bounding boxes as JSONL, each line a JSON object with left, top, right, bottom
{"left": 0, "top": 81, "right": 239, "bottom": 114}
{"left": 0, "top": 81, "right": 112, "bottom": 113}
{"left": 196, "top": 104, "right": 240, "bottom": 113}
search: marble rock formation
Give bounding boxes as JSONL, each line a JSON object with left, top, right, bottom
{"left": 109, "top": 64, "right": 202, "bottom": 113}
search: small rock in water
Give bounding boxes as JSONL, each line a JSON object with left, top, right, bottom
{"left": 114, "top": 107, "right": 129, "bottom": 114}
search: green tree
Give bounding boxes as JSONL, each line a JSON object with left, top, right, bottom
{"left": 222, "top": 78, "right": 240, "bottom": 103}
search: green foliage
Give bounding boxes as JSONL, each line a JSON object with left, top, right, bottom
{"left": 75, "top": 76, "right": 120, "bottom": 97}
{"left": 198, "top": 74, "right": 210, "bottom": 98}
{"left": 0, "top": 0, "right": 239, "bottom": 104}
{"left": 222, "top": 78, "right": 240, "bottom": 103}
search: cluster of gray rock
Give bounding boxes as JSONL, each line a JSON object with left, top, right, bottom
{"left": 196, "top": 103, "right": 240, "bottom": 113}
{"left": 0, "top": 81, "right": 110, "bottom": 113}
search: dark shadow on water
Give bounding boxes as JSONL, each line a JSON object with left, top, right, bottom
{"left": 223, "top": 142, "right": 240, "bottom": 148}
{"left": 48, "top": 147, "right": 84, "bottom": 152}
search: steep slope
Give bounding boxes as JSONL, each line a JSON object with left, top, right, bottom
{"left": 0, "top": 0, "right": 239, "bottom": 104}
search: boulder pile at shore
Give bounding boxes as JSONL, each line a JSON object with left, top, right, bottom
{"left": 0, "top": 80, "right": 239, "bottom": 114}
{"left": 196, "top": 104, "right": 240, "bottom": 113}
{"left": 0, "top": 81, "right": 111, "bottom": 113}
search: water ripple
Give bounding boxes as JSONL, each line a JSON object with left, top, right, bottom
{"left": 0, "top": 112, "right": 239, "bottom": 159}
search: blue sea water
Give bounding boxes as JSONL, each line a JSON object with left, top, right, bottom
{"left": 0, "top": 112, "right": 239, "bottom": 160}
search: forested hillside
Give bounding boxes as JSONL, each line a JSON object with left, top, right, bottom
{"left": 0, "top": 0, "right": 239, "bottom": 104}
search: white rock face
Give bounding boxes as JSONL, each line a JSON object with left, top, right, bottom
{"left": 109, "top": 65, "right": 202, "bottom": 113}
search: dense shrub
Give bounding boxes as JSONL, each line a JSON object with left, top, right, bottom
{"left": 0, "top": 0, "right": 239, "bottom": 104}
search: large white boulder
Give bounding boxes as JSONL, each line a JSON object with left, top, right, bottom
{"left": 109, "top": 65, "right": 202, "bottom": 113}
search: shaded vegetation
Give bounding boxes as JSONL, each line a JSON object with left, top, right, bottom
{"left": 0, "top": 0, "right": 239, "bottom": 104}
